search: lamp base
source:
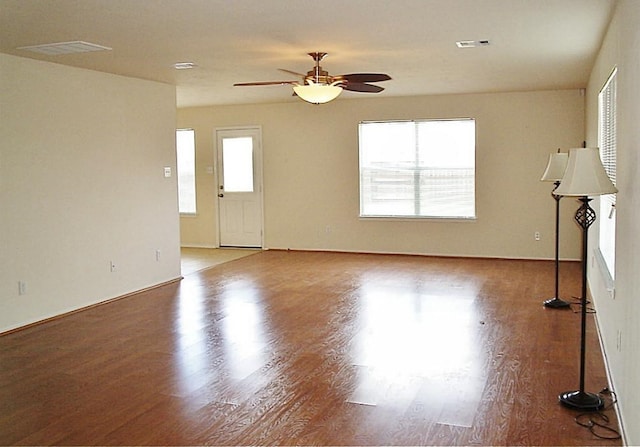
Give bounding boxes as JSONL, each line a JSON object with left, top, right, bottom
{"left": 543, "top": 297, "right": 571, "bottom": 309}
{"left": 559, "top": 390, "right": 604, "bottom": 411}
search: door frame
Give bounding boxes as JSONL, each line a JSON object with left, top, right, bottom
{"left": 214, "top": 125, "right": 264, "bottom": 248}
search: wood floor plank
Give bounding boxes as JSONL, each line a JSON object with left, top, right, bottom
{"left": 0, "top": 250, "right": 622, "bottom": 445}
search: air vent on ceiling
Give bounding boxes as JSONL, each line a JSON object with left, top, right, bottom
{"left": 17, "top": 41, "right": 112, "bottom": 56}
{"left": 173, "top": 62, "right": 197, "bottom": 70}
{"left": 456, "top": 40, "right": 491, "bottom": 48}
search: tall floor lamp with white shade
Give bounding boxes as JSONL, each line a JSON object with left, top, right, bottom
{"left": 554, "top": 147, "right": 617, "bottom": 411}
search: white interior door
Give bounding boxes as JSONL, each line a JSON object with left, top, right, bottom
{"left": 216, "top": 127, "right": 263, "bottom": 248}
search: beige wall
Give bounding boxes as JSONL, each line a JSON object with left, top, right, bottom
{"left": 178, "top": 89, "right": 584, "bottom": 260}
{"left": 0, "top": 54, "right": 182, "bottom": 333}
{"left": 585, "top": 1, "right": 639, "bottom": 443}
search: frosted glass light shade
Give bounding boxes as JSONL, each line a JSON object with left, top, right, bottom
{"left": 554, "top": 148, "right": 618, "bottom": 197}
{"left": 541, "top": 152, "right": 568, "bottom": 182}
{"left": 293, "top": 80, "right": 342, "bottom": 104}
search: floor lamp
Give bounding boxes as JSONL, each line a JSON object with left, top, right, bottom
{"left": 554, "top": 147, "right": 617, "bottom": 411}
{"left": 540, "top": 151, "right": 570, "bottom": 308}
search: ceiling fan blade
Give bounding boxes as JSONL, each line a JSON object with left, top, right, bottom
{"left": 278, "top": 68, "right": 307, "bottom": 78}
{"left": 233, "top": 80, "right": 299, "bottom": 87}
{"left": 342, "top": 82, "right": 384, "bottom": 93}
{"left": 337, "top": 73, "right": 391, "bottom": 83}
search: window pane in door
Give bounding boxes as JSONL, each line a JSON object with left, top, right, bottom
{"left": 222, "top": 137, "right": 254, "bottom": 192}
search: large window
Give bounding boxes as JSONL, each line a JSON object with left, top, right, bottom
{"left": 176, "top": 129, "right": 196, "bottom": 214}
{"left": 359, "top": 119, "right": 476, "bottom": 218}
{"left": 598, "top": 69, "right": 617, "bottom": 279}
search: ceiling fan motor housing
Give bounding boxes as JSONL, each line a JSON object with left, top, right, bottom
{"left": 306, "top": 68, "right": 333, "bottom": 85}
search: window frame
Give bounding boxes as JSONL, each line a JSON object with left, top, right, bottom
{"left": 597, "top": 68, "right": 617, "bottom": 282}
{"left": 176, "top": 128, "right": 197, "bottom": 215}
{"left": 358, "top": 118, "right": 477, "bottom": 220}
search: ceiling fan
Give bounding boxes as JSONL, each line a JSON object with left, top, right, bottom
{"left": 233, "top": 52, "right": 391, "bottom": 104}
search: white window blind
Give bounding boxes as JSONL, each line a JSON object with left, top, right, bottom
{"left": 598, "top": 68, "right": 617, "bottom": 278}
{"left": 359, "top": 119, "right": 476, "bottom": 219}
{"left": 599, "top": 69, "right": 617, "bottom": 206}
{"left": 176, "top": 129, "right": 197, "bottom": 214}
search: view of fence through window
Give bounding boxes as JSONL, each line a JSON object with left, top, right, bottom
{"left": 359, "top": 119, "right": 476, "bottom": 218}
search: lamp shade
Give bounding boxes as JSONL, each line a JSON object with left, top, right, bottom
{"left": 554, "top": 148, "right": 618, "bottom": 197}
{"left": 541, "top": 152, "right": 568, "bottom": 182}
{"left": 293, "top": 80, "right": 342, "bottom": 104}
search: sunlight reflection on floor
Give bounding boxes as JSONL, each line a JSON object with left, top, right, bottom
{"left": 347, "top": 276, "right": 486, "bottom": 427}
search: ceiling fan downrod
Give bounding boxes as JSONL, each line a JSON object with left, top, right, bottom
{"left": 308, "top": 52, "right": 330, "bottom": 85}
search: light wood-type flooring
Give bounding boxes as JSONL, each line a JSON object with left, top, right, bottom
{"left": 180, "top": 247, "right": 260, "bottom": 275}
{"left": 0, "top": 250, "right": 622, "bottom": 445}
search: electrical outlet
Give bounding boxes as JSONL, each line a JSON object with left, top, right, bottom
{"left": 110, "top": 261, "right": 117, "bottom": 272}
{"left": 534, "top": 231, "right": 541, "bottom": 241}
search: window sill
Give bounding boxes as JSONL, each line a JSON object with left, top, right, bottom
{"left": 359, "top": 215, "right": 477, "bottom": 223}
{"left": 594, "top": 248, "right": 615, "bottom": 298}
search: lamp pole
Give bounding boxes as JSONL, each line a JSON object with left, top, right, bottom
{"left": 544, "top": 183, "right": 570, "bottom": 308}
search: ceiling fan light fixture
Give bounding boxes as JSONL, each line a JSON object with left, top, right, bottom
{"left": 293, "top": 80, "right": 342, "bottom": 104}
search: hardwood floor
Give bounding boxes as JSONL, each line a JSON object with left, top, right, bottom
{"left": 0, "top": 251, "right": 621, "bottom": 445}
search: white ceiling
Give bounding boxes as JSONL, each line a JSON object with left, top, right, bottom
{"left": 0, "top": 0, "right": 617, "bottom": 108}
